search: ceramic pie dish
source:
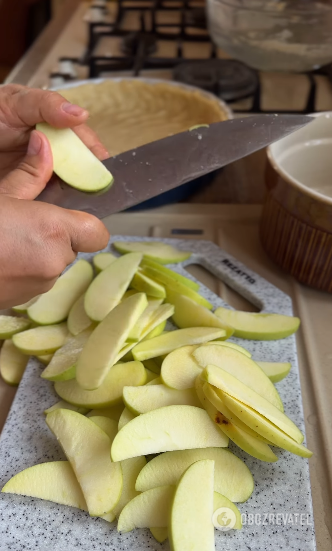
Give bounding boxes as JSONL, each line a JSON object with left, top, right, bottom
{"left": 54, "top": 78, "right": 232, "bottom": 208}
{"left": 260, "top": 112, "right": 332, "bottom": 293}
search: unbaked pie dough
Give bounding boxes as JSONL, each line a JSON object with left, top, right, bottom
{"left": 58, "top": 79, "right": 230, "bottom": 156}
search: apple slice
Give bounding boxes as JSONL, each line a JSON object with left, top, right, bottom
{"left": 214, "top": 306, "right": 300, "bottom": 340}
{"left": 142, "top": 320, "right": 167, "bottom": 340}
{"left": 0, "top": 316, "right": 31, "bottom": 339}
{"left": 36, "top": 123, "right": 113, "bottom": 192}
{"left": 55, "top": 361, "right": 146, "bottom": 408}
{"left": 118, "top": 407, "right": 136, "bottom": 430}
{"left": 167, "top": 290, "right": 234, "bottom": 338}
{"left": 150, "top": 528, "right": 168, "bottom": 543}
{"left": 28, "top": 260, "right": 93, "bottom": 325}
{"left": 144, "top": 367, "right": 159, "bottom": 383}
{"left": 13, "top": 323, "right": 68, "bottom": 355}
{"left": 213, "top": 492, "right": 242, "bottom": 530}
{"left": 46, "top": 409, "right": 122, "bottom": 516}
{"left": 170, "top": 459, "right": 215, "bottom": 551}
{"left": 143, "top": 359, "right": 161, "bottom": 374}
{"left": 132, "top": 328, "right": 226, "bottom": 362}
{"left": 130, "top": 270, "right": 166, "bottom": 299}
{"left": 41, "top": 328, "right": 93, "bottom": 382}
{"left": 67, "top": 294, "right": 93, "bottom": 336}
{"left": 194, "top": 344, "right": 283, "bottom": 411}
{"left": 86, "top": 403, "right": 124, "bottom": 421}
{"left": 201, "top": 341, "right": 251, "bottom": 358}
{"left": 89, "top": 416, "right": 118, "bottom": 442}
{"left": 203, "top": 365, "right": 303, "bottom": 443}
{"left": 113, "top": 240, "right": 191, "bottom": 264}
{"left": 142, "top": 265, "right": 213, "bottom": 310}
{"left": 12, "top": 296, "right": 39, "bottom": 313}
{"left": 135, "top": 447, "right": 253, "bottom": 502}
{"left": 77, "top": 293, "right": 148, "bottom": 390}
{"left": 37, "top": 354, "right": 53, "bottom": 365}
{"left": 0, "top": 339, "right": 29, "bottom": 385}
{"left": 111, "top": 405, "right": 228, "bottom": 462}
{"left": 127, "top": 299, "right": 163, "bottom": 342}
{"left": 221, "top": 392, "right": 312, "bottom": 458}
{"left": 112, "top": 456, "right": 147, "bottom": 518}
{"left": 161, "top": 345, "right": 202, "bottom": 390}
{"left": 141, "top": 257, "right": 199, "bottom": 290}
{"left": 146, "top": 376, "right": 162, "bottom": 385}
{"left": 92, "top": 252, "right": 117, "bottom": 273}
{"left": 44, "top": 400, "right": 89, "bottom": 415}
{"left": 84, "top": 252, "right": 143, "bottom": 322}
{"left": 256, "top": 361, "right": 291, "bottom": 383}
{"left": 118, "top": 485, "right": 175, "bottom": 532}
{"left": 123, "top": 384, "right": 201, "bottom": 414}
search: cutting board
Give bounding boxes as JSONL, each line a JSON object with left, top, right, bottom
{"left": 0, "top": 236, "right": 316, "bottom": 551}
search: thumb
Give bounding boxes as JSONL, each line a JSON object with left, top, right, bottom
{"left": 0, "top": 130, "right": 53, "bottom": 200}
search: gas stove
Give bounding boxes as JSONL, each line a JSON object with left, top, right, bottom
{"left": 47, "top": 0, "right": 332, "bottom": 114}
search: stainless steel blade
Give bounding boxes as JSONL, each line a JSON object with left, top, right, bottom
{"left": 36, "top": 114, "right": 312, "bottom": 218}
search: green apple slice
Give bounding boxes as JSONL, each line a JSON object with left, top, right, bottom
{"left": 132, "top": 328, "right": 226, "bottom": 362}
{"left": 85, "top": 252, "right": 143, "bottom": 322}
{"left": 141, "top": 257, "right": 199, "bottom": 290}
{"left": 118, "top": 407, "right": 136, "bottom": 431}
{"left": 44, "top": 400, "right": 89, "bottom": 415}
{"left": 130, "top": 270, "right": 166, "bottom": 299}
{"left": 203, "top": 365, "right": 303, "bottom": 443}
{"left": 37, "top": 354, "right": 53, "bottom": 365}
{"left": 161, "top": 345, "right": 202, "bottom": 390}
{"left": 142, "top": 320, "right": 167, "bottom": 340}
{"left": 194, "top": 345, "right": 283, "bottom": 411}
{"left": 201, "top": 341, "right": 251, "bottom": 358}
{"left": 89, "top": 416, "right": 118, "bottom": 442}
{"left": 146, "top": 376, "right": 162, "bottom": 385}
{"left": 144, "top": 367, "right": 159, "bottom": 382}
{"left": 111, "top": 405, "right": 228, "bottom": 462}
{"left": 213, "top": 492, "right": 242, "bottom": 530}
{"left": 12, "top": 323, "right": 68, "bottom": 355}
{"left": 28, "top": 260, "right": 93, "bottom": 325}
{"left": 92, "top": 252, "right": 117, "bottom": 273}
{"left": 86, "top": 403, "right": 124, "bottom": 421}
{"left": 221, "top": 392, "right": 312, "bottom": 458}
{"left": 123, "top": 384, "right": 201, "bottom": 414}
{"left": 0, "top": 339, "right": 29, "bottom": 385}
{"left": 112, "top": 456, "right": 147, "bottom": 518}
{"left": 67, "top": 294, "right": 93, "bottom": 336}
{"left": 118, "top": 485, "right": 175, "bottom": 532}
{"left": 77, "top": 293, "right": 148, "bottom": 390}
{"left": 41, "top": 328, "right": 92, "bottom": 382}
{"left": 113, "top": 241, "right": 191, "bottom": 264}
{"left": 36, "top": 123, "right": 113, "bottom": 192}
{"left": 46, "top": 409, "right": 122, "bottom": 516}
{"left": 12, "top": 296, "right": 39, "bottom": 313}
{"left": 55, "top": 361, "right": 146, "bottom": 408}
{"left": 143, "top": 359, "right": 161, "bottom": 375}
{"left": 256, "top": 361, "right": 291, "bottom": 383}
{"left": 135, "top": 447, "right": 253, "bottom": 502}
{"left": 150, "top": 527, "right": 168, "bottom": 543}
{"left": 170, "top": 459, "right": 215, "bottom": 551}
{"left": 142, "top": 265, "right": 213, "bottom": 310}
{"left": 0, "top": 316, "right": 31, "bottom": 339}
{"left": 127, "top": 299, "right": 163, "bottom": 342}
{"left": 214, "top": 306, "right": 300, "bottom": 340}
{"left": 167, "top": 290, "right": 234, "bottom": 337}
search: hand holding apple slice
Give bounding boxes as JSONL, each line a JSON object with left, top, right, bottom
{"left": 46, "top": 409, "right": 122, "bottom": 516}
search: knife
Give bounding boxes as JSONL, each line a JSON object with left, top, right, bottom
{"left": 37, "top": 114, "right": 312, "bottom": 218}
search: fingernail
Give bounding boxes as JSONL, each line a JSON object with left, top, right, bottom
{"left": 27, "top": 131, "right": 42, "bottom": 156}
{"left": 62, "top": 102, "right": 87, "bottom": 117}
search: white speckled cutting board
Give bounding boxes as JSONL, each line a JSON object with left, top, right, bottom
{"left": 0, "top": 237, "right": 316, "bottom": 551}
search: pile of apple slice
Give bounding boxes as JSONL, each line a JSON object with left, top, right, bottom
{"left": 0, "top": 240, "right": 311, "bottom": 549}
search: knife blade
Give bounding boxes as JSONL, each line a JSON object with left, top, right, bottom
{"left": 36, "top": 114, "right": 312, "bottom": 218}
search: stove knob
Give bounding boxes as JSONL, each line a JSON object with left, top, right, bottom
{"left": 59, "top": 60, "right": 77, "bottom": 78}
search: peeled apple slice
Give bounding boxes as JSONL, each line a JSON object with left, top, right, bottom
{"left": 67, "top": 294, "right": 93, "bottom": 336}
{"left": 161, "top": 345, "right": 201, "bottom": 390}
{"left": 123, "top": 384, "right": 201, "bottom": 414}
{"left": 44, "top": 400, "right": 89, "bottom": 415}
{"left": 118, "top": 407, "right": 136, "bottom": 431}
{"left": 141, "top": 257, "right": 199, "bottom": 290}
{"left": 86, "top": 403, "right": 124, "bottom": 422}
{"left": 0, "top": 339, "right": 29, "bottom": 385}
{"left": 55, "top": 361, "right": 146, "bottom": 408}
{"left": 256, "top": 361, "right": 291, "bottom": 383}
{"left": 214, "top": 306, "right": 300, "bottom": 340}
{"left": 28, "top": 260, "right": 93, "bottom": 325}
{"left": 111, "top": 405, "right": 228, "bottom": 462}
{"left": 77, "top": 293, "right": 148, "bottom": 390}
{"left": 92, "top": 252, "right": 117, "bottom": 273}
{"left": 0, "top": 316, "right": 31, "bottom": 339}
{"left": 46, "top": 409, "right": 122, "bottom": 516}
{"left": 37, "top": 354, "right": 53, "bottom": 365}
{"left": 84, "top": 253, "right": 143, "bottom": 322}
{"left": 118, "top": 485, "right": 175, "bottom": 532}
{"left": 150, "top": 528, "right": 168, "bottom": 543}
{"left": 112, "top": 456, "right": 147, "bottom": 518}
{"left": 113, "top": 240, "right": 191, "bottom": 264}
{"left": 213, "top": 492, "right": 242, "bottom": 530}
{"left": 170, "top": 460, "right": 215, "bottom": 551}
{"left": 132, "top": 327, "right": 226, "bottom": 361}
{"left": 127, "top": 299, "right": 163, "bottom": 342}
{"left": 13, "top": 323, "right": 68, "bottom": 355}
{"left": 89, "top": 416, "right": 118, "bottom": 442}
{"left": 135, "top": 447, "right": 253, "bottom": 502}
{"left": 130, "top": 270, "right": 166, "bottom": 299}
{"left": 36, "top": 123, "right": 113, "bottom": 192}
{"left": 41, "top": 328, "right": 92, "bottom": 382}
{"left": 201, "top": 340, "right": 251, "bottom": 358}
